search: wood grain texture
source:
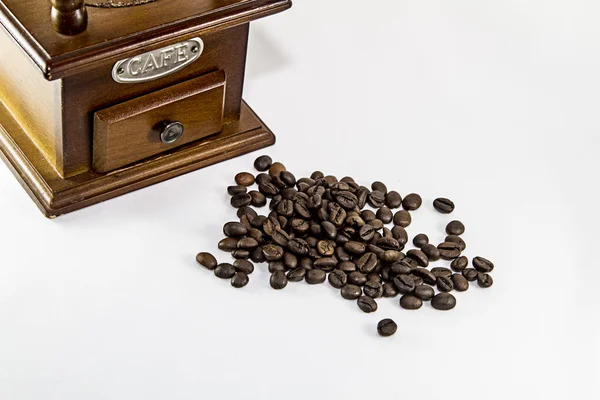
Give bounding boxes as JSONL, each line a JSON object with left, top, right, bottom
{"left": 0, "top": 0, "right": 292, "bottom": 80}
{"left": 94, "top": 71, "right": 226, "bottom": 173}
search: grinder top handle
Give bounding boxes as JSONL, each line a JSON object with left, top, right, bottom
{"left": 50, "top": 0, "right": 88, "bottom": 35}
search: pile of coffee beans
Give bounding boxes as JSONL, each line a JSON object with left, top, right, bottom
{"left": 196, "top": 155, "right": 495, "bottom": 337}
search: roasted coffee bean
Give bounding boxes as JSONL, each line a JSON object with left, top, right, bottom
{"left": 348, "top": 271, "right": 368, "bottom": 286}
{"left": 294, "top": 202, "right": 311, "bottom": 219}
{"left": 306, "top": 269, "right": 326, "bottom": 284}
{"left": 431, "top": 267, "right": 452, "bottom": 278}
{"left": 335, "top": 246, "right": 351, "bottom": 262}
{"left": 248, "top": 191, "right": 266, "bottom": 207}
{"left": 258, "top": 182, "right": 279, "bottom": 197}
{"left": 283, "top": 252, "right": 298, "bottom": 269}
{"left": 382, "top": 282, "right": 399, "bottom": 298}
{"left": 451, "top": 256, "right": 469, "bottom": 271}
{"left": 338, "top": 261, "right": 357, "bottom": 273}
{"left": 334, "top": 191, "right": 358, "bottom": 209}
{"left": 462, "top": 268, "right": 478, "bottom": 282}
{"left": 330, "top": 182, "right": 350, "bottom": 194}
{"left": 391, "top": 226, "right": 408, "bottom": 245}
{"left": 254, "top": 155, "right": 272, "bottom": 171}
{"left": 393, "top": 210, "right": 412, "bottom": 227}
{"left": 287, "top": 267, "right": 306, "bottom": 282}
{"left": 345, "top": 214, "right": 365, "bottom": 229}
{"left": 380, "top": 250, "right": 402, "bottom": 263}
{"left": 477, "top": 273, "right": 494, "bottom": 288}
{"left": 355, "top": 224, "right": 373, "bottom": 242}
{"left": 233, "top": 259, "right": 254, "bottom": 274}
{"left": 438, "top": 242, "right": 462, "bottom": 260}
{"left": 313, "top": 257, "right": 338, "bottom": 272}
{"left": 410, "top": 275, "right": 424, "bottom": 286}
{"left": 270, "top": 271, "right": 288, "bottom": 289}
{"left": 412, "top": 233, "right": 429, "bottom": 248}
{"left": 280, "top": 171, "right": 296, "bottom": 187}
{"left": 446, "top": 235, "right": 467, "bottom": 251}
{"left": 335, "top": 235, "right": 349, "bottom": 245}
{"left": 433, "top": 197, "right": 455, "bottom": 214}
{"left": 231, "top": 249, "right": 250, "bottom": 259}
{"left": 288, "top": 238, "right": 310, "bottom": 256}
{"left": 237, "top": 206, "right": 257, "bottom": 219}
{"left": 214, "top": 263, "right": 236, "bottom": 279}
{"left": 393, "top": 275, "right": 416, "bottom": 294}
{"left": 367, "top": 244, "right": 385, "bottom": 258}
{"left": 299, "top": 257, "right": 313, "bottom": 270}
{"left": 272, "top": 175, "right": 286, "bottom": 189}
{"left": 437, "top": 276, "right": 454, "bottom": 292}
{"left": 262, "top": 244, "right": 284, "bottom": 261}
{"left": 473, "top": 256, "right": 494, "bottom": 273}
{"left": 255, "top": 173, "right": 272, "bottom": 186}
{"left": 344, "top": 241, "right": 367, "bottom": 255}
{"left": 377, "top": 318, "right": 397, "bottom": 337}
{"left": 356, "top": 252, "right": 378, "bottom": 273}
{"left": 329, "top": 203, "right": 347, "bottom": 227}
{"left": 451, "top": 273, "right": 469, "bottom": 292}
{"left": 235, "top": 172, "right": 255, "bottom": 186}
{"left": 369, "top": 219, "right": 384, "bottom": 230}
{"left": 239, "top": 214, "right": 253, "bottom": 230}
{"left": 328, "top": 270, "right": 347, "bottom": 288}
{"left": 368, "top": 190, "right": 386, "bottom": 208}
{"left": 223, "top": 222, "right": 248, "bottom": 237}
{"left": 375, "top": 207, "right": 393, "bottom": 224}
{"left": 270, "top": 228, "right": 290, "bottom": 248}
{"left": 321, "top": 221, "right": 337, "bottom": 239}
{"left": 227, "top": 185, "right": 247, "bottom": 195}
{"left": 310, "top": 170, "right": 324, "bottom": 180}
{"left": 237, "top": 237, "right": 259, "bottom": 250}
{"left": 413, "top": 268, "right": 436, "bottom": 285}
{"left": 431, "top": 293, "right": 456, "bottom": 310}
{"left": 400, "top": 294, "right": 423, "bottom": 310}
{"left": 390, "top": 260, "right": 413, "bottom": 276}
{"left": 317, "top": 240, "right": 335, "bottom": 256}
{"left": 307, "top": 194, "right": 322, "bottom": 210}
{"left": 360, "top": 210, "right": 376, "bottom": 222}
{"left": 276, "top": 199, "right": 294, "bottom": 217}
{"left": 385, "top": 191, "right": 402, "bottom": 209}
{"left": 196, "top": 252, "right": 217, "bottom": 270}
{"left": 413, "top": 285, "right": 435, "bottom": 301}
{"left": 341, "top": 284, "right": 363, "bottom": 300}
{"left": 367, "top": 272, "right": 382, "bottom": 284}
{"left": 446, "top": 220, "right": 465, "bottom": 235}
{"left": 268, "top": 162, "right": 286, "bottom": 178}
{"left": 371, "top": 181, "right": 387, "bottom": 194}
{"left": 364, "top": 280, "right": 384, "bottom": 298}
{"left": 324, "top": 175, "right": 338, "bottom": 185}
{"left": 407, "top": 249, "right": 429, "bottom": 267}
{"left": 421, "top": 244, "right": 441, "bottom": 261}
{"left": 358, "top": 296, "right": 378, "bottom": 313}
{"left": 376, "top": 237, "right": 400, "bottom": 251}
{"left": 402, "top": 193, "right": 422, "bottom": 211}
{"left": 290, "top": 218, "right": 310, "bottom": 235}
{"left": 231, "top": 272, "right": 249, "bottom": 288}
{"left": 250, "top": 247, "right": 266, "bottom": 263}
{"left": 268, "top": 261, "right": 286, "bottom": 273}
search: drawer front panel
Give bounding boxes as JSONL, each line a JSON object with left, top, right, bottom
{"left": 93, "top": 70, "right": 226, "bottom": 173}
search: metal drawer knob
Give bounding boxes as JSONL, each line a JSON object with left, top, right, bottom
{"left": 160, "top": 121, "right": 184, "bottom": 144}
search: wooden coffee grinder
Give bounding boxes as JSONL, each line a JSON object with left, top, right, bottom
{"left": 0, "top": 0, "right": 291, "bottom": 217}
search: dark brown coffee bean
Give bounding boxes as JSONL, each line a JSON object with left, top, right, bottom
{"left": 231, "top": 249, "right": 250, "bottom": 259}
{"left": 400, "top": 294, "right": 423, "bottom": 310}
{"left": 385, "top": 191, "right": 402, "bottom": 209}
{"left": 250, "top": 247, "right": 266, "bottom": 263}
{"left": 338, "top": 261, "right": 357, "bottom": 273}
{"left": 262, "top": 244, "right": 284, "bottom": 261}
{"left": 270, "top": 271, "right": 288, "bottom": 289}
{"left": 247, "top": 190, "right": 266, "bottom": 207}
{"left": 356, "top": 224, "right": 374, "bottom": 242}
{"left": 358, "top": 296, "right": 378, "bottom": 313}
{"left": 451, "top": 256, "right": 469, "bottom": 271}
{"left": 328, "top": 270, "right": 347, "bottom": 288}
{"left": 451, "top": 273, "right": 469, "bottom": 292}
{"left": 367, "top": 272, "right": 382, "bottom": 284}
{"left": 227, "top": 185, "right": 247, "bottom": 195}
{"left": 233, "top": 259, "right": 254, "bottom": 274}
{"left": 431, "top": 267, "right": 452, "bottom": 278}
{"left": 380, "top": 250, "right": 402, "bottom": 263}
{"left": 368, "top": 190, "right": 385, "bottom": 208}
{"left": 412, "top": 233, "right": 428, "bottom": 248}
{"left": 313, "top": 257, "right": 337, "bottom": 272}
{"left": 356, "top": 252, "right": 378, "bottom": 273}
{"left": 377, "top": 318, "right": 397, "bottom": 337}
{"left": 462, "top": 268, "right": 478, "bottom": 282}
{"left": 231, "top": 272, "right": 249, "bottom": 288}
{"left": 344, "top": 241, "right": 367, "bottom": 255}
{"left": 223, "top": 222, "right": 247, "bottom": 237}
{"left": 371, "top": 181, "right": 387, "bottom": 194}
{"left": 279, "top": 171, "right": 296, "bottom": 187}
{"left": 364, "top": 280, "right": 384, "bottom": 298}
{"left": 237, "top": 206, "right": 257, "bottom": 219}
{"left": 376, "top": 237, "right": 400, "bottom": 251}
{"left": 445, "top": 235, "right": 467, "bottom": 251}
{"left": 268, "top": 261, "right": 286, "bottom": 273}
{"left": 477, "top": 273, "right": 494, "bottom": 288}
{"left": 259, "top": 182, "right": 279, "bottom": 197}
{"left": 446, "top": 220, "right": 465, "bottom": 235}
{"left": 390, "top": 260, "right": 413, "bottom": 276}
{"left": 390, "top": 226, "right": 408, "bottom": 246}
{"left": 347, "top": 271, "right": 367, "bottom": 286}
{"left": 437, "top": 276, "right": 454, "bottom": 292}
{"left": 196, "top": 252, "right": 217, "bottom": 270}
{"left": 376, "top": 206, "right": 393, "bottom": 224}
{"left": 473, "top": 256, "right": 494, "bottom": 273}
{"left": 433, "top": 198, "right": 455, "bottom": 214}
{"left": 410, "top": 275, "right": 424, "bottom": 286}
{"left": 329, "top": 203, "right": 347, "bottom": 227}
{"left": 287, "top": 267, "right": 307, "bottom": 282}
{"left": 287, "top": 238, "right": 309, "bottom": 256}
{"left": 341, "top": 284, "right": 362, "bottom": 300}
{"left": 402, "top": 193, "right": 422, "bottom": 210}
{"left": 407, "top": 249, "right": 429, "bottom": 267}
{"left": 421, "top": 244, "right": 440, "bottom": 261}
{"left": 382, "top": 282, "right": 399, "bottom": 298}
{"left": 306, "top": 269, "right": 326, "bottom": 284}
{"left": 334, "top": 191, "right": 358, "bottom": 210}
{"left": 361, "top": 209, "right": 376, "bottom": 222}
{"left": 438, "top": 242, "right": 462, "bottom": 260}
{"left": 393, "top": 275, "right": 416, "bottom": 294}
{"left": 214, "top": 263, "right": 236, "bottom": 279}
{"left": 413, "top": 285, "right": 435, "bottom": 301}
{"left": 283, "top": 252, "right": 298, "bottom": 269}
{"left": 268, "top": 162, "right": 286, "bottom": 178}
{"left": 335, "top": 247, "right": 351, "bottom": 262}
{"left": 235, "top": 172, "right": 255, "bottom": 186}
{"left": 431, "top": 293, "right": 456, "bottom": 310}
{"left": 393, "top": 210, "right": 412, "bottom": 227}
{"left": 413, "top": 268, "right": 436, "bottom": 285}
{"left": 237, "top": 237, "right": 259, "bottom": 250}
{"left": 255, "top": 173, "right": 272, "bottom": 186}
{"left": 310, "top": 170, "right": 324, "bottom": 180}
{"left": 317, "top": 240, "right": 335, "bottom": 256}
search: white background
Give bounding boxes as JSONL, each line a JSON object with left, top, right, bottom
{"left": 1, "top": 1, "right": 599, "bottom": 399}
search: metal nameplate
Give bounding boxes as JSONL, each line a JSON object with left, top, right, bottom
{"left": 112, "top": 38, "right": 204, "bottom": 84}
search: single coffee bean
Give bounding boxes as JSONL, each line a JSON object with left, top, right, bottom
{"left": 341, "top": 284, "right": 362, "bottom": 300}
{"left": 313, "top": 257, "right": 338, "bottom": 272}
{"left": 288, "top": 238, "right": 310, "bottom": 256}
{"left": 283, "top": 252, "right": 298, "bottom": 269}
{"left": 235, "top": 172, "right": 255, "bottom": 186}
{"left": 268, "top": 162, "right": 286, "bottom": 178}
{"left": 402, "top": 193, "right": 422, "bottom": 211}
{"left": 196, "top": 252, "right": 217, "bottom": 270}
{"left": 438, "top": 242, "right": 462, "bottom": 260}
{"left": 270, "top": 228, "right": 290, "bottom": 248}
{"left": 344, "top": 241, "right": 367, "bottom": 255}
{"left": 329, "top": 203, "right": 347, "bottom": 227}
{"left": 451, "top": 256, "right": 469, "bottom": 271}
{"left": 389, "top": 226, "right": 407, "bottom": 246}
{"left": 231, "top": 249, "right": 250, "bottom": 259}
{"left": 237, "top": 206, "right": 257, "bottom": 219}
{"left": 336, "top": 247, "right": 351, "bottom": 262}
{"left": 335, "top": 191, "right": 358, "bottom": 209}
{"left": 385, "top": 191, "right": 402, "bottom": 209}
{"left": 410, "top": 275, "right": 424, "bottom": 286}
{"left": 368, "top": 190, "right": 385, "bottom": 208}
{"left": 382, "top": 282, "right": 399, "bottom": 298}
{"left": 381, "top": 250, "right": 402, "bottom": 263}
{"left": 237, "top": 237, "right": 259, "bottom": 250}
{"left": 276, "top": 199, "right": 294, "bottom": 217}
{"left": 451, "top": 273, "right": 469, "bottom": 292}
{"left": 428, "top": 268, "right": 450, "bottom": 279}
{"left": 310, "top": 170, "right": 324, "bottom": 180}
{"left": 280, "top": 171, "right": 296, "bottom": 187}
{"left": 393, "top": 210, "right": 412, "bottom": 227}
{"left": 473, "top": 256, "right": 494, "bottom": 273}
{"left": 393, "top": 274, "right": 416, "bottom": 294}
{"left": 445, "top": 235, "right": 467, "bottom": 251}
{"left": 462, "top": 268, "right": 478, "bottom": 282}
{"left": 369, "top": 219, "right": 384, "bottom": 230}
{"left": 214, "top": 263, "right": 236, "bottom": 279}
{"left": 371, "top": 181, "right": 388, "bottom": 194}
{"left": 231, "top": 272, "right": 249, "bottom": 288}
{"left": 361, "top": 209, "right": 376, "bottom": 222}
{"left": 412, "top": 233, "right": 429, "bottom": 248}
{"left": 328, "top": 270, "right": 347, "bottom": 288}
{"left": 324, "top": 175, "right": 338, "bottom": 185}
{"left": 376, "top": 206, "right": 393, "bottom": 224}
{"left": 377, "top": 318, "right": 397, "bottom": 337}
{"left": 321, "top": 221, "right": 337, "bottom": 239}
{"left": 348, "top": 271, "right": 368, "bottom": 286}
{"left": 338, "top": 261, "right": 357, "bottom": 273}
{"left": 364, "top": 280, "right": 384, "bottom": 298}
{"left": 407, "top": 249, "right": 429, "bottom": 267}
{"left": 437, "top": 276, "right": 454, "bottom": 292}
{"left": 270, "top": 271, "right": 288, "bottom": 289}
{"left": 262, "top": 244, "right": 284, "bottom": 261}
{"left": 400, "top": 294, "right": 423, "bottom": 310}
{"left": 317, "top": 240, "right": 335, "bottom": 256}
{"left": 477, "top": 273, "right": 494, "bottom": 288}
{"left": 255, "top": 173, "right": 272, "bottom": 186}
{"left": 421, "top": 244, "right": 441, "bottom": 262}
{"left": 306, "top": 269, "right": 326, "bottom": 284}
{"left": 358, "top": 296, "right": 378, "bottom": 313}
{"left": 446, "top": 220, "right": 465, "bottom": 235}
{"left": 227, "top": 185, "right": 247, "bottom": 195}
{"left": 223, "top": 222, "right": 247, "bottom": 237}
{"left": 358, "top": 224, "right": 375, "bottom": 241}
{"left": 356, "top": 252, "right": 378, "bottom": 273}
{"left": 259, "top": 182, "right": 279, "bottom": 197}
{"left": 268, "top": 261, "right": 286, "bottom": 273}
{"left": 413, "top": 268, "right": 436, "bottom": 285}
{"left": 367, "top": 244, "right": 385, "bottom": 258}
{"left": 376, "top": 237, "right": 400, "bottom": 251}
{"left": 413, "top": 285, "right": 435, "bottom": 301}
{"left": 287, "top": 267, "right": 307, "bottom": 282}
{"left": 248, "top": 190, "right": 266, "bottom": 207}
{"left": 250, "top": 247, "right": 266, "bottom": 263}
{"left": 433, "top": 197, "right": 455, "bottom": 214}
{"left": 431, "top": 293, "right": 456, "bottom": 310}
{"left": 233, "top": 259, "right": 254, "bottom": 274}
{"left": 254, "top": 155, "right": 272, "bottom": 171}
{"left": 367, "top": 272, "right": 382, "bottom": 284}
{"left": 390, "top": 260, "right": 413, "bottom": 276}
